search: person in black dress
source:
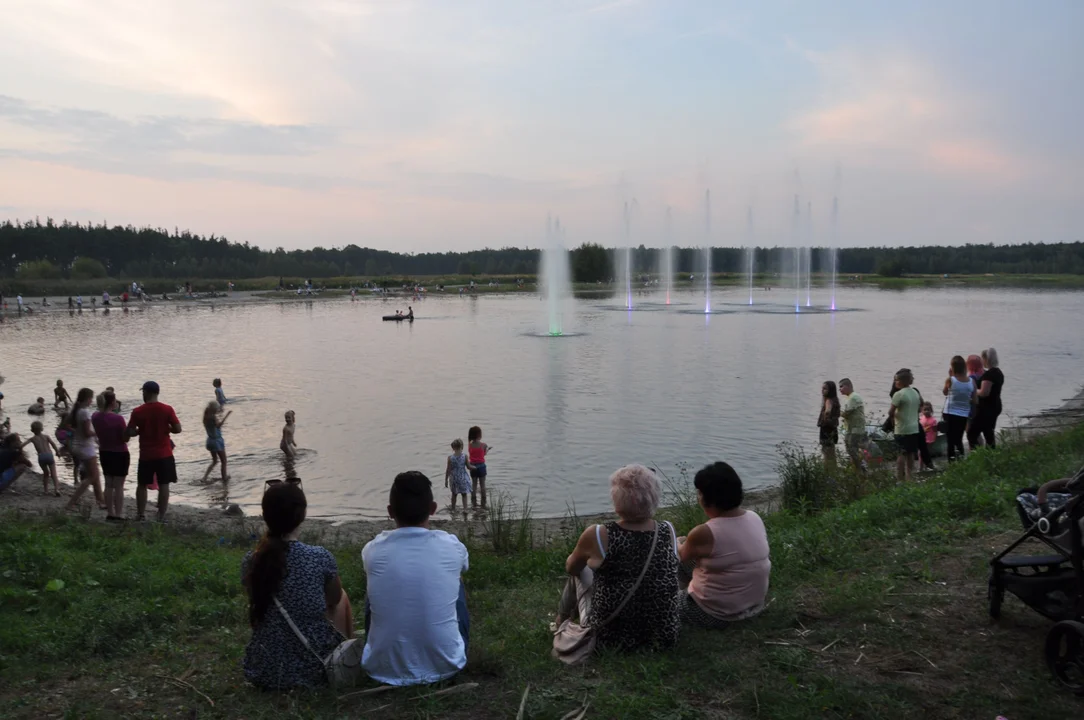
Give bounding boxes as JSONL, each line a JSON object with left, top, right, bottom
{"left": 968, "top": 347, "right": 1005, "bottom": 449}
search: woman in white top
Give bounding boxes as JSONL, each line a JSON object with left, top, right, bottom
{"left": 941, "top": 355, "right": 976, "bottom": 462}
{"left": 64, "top": 387, "right": 105, "bottom": 512}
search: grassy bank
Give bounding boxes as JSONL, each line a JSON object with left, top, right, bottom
{"left": 5, "top": 272, "right": 1084, "bottom": 298}
{"left": 2, "top": 427, "right": 1083, "bottom": 719}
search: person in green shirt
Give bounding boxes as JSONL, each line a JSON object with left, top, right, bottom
{"left": 839, "top": 379, "right": 869, "bottom": 472}
{"left": 889, "top": 368, "right": 922, "bottom": 483}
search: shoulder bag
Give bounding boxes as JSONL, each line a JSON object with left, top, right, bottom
{"left": 274, "top": 597, "right": 365, "bottom": 688}
{"left": 552, "top": 521, "right": 661, "bottom": 666}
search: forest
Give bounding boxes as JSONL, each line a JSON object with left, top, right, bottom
{"left": 2, "top": 218, "right": 1082, "bottom": 284}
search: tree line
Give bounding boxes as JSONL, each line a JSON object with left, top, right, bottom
{"left": 2, "top": 218, "right": 1081, "bottom": 285}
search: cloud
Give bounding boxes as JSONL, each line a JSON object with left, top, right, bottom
{"left": 0, "top": 96, "right": 332, "bottom": 157}
{"left": 787, "top": 46, "right": 1028, "bottom": 183}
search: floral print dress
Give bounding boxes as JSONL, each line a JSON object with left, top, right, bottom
{"left": 448, "top": 453, "right": 472, "bottom": 495}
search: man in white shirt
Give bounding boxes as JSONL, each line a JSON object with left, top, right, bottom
{"left": 361, "top": 471, "right": 469, "bottom": 686}
{"left": 839, "top": 378, "right": 869, "bottom": 472}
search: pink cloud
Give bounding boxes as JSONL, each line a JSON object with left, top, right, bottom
{"left": 924, "top": 139, "right": 1022, "bottom": 179}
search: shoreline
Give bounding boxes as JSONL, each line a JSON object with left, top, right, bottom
{"left": 4, "top": 272, "right": 1084, "bottom": 310}
{"left": 5, "top": 385, "right": 1081, "bottom": 547}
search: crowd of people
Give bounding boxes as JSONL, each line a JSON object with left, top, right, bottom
{"left": 0, "top": 374, "right": 501, "bottom": 523}
{"left": 0, "top": 346, "right": 1009, "bottom": 693}
{"left": 241, "top": 461, "right": 770, "bottom": 689}
{"left": 816, "top": 347, "right": 1005, "bottom": 481}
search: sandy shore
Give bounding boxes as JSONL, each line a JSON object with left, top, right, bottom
{"left": 3, "top": 385, "right": 1080, "bottom": 546}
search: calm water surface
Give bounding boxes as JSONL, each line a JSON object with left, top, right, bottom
{"left": 1, "top": 287, "right": 1082, "bottom": 519}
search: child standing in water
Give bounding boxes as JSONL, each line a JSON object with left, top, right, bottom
{"left": 468, "top": 425, "right": 492, "bottom": 508}
{"left": 280, "top": 410, "right": 297, "bottom": 458}
{"left": 213, "top": 378, "right": 228, "bottom": 405}
{"left": 22, "top": 421, "right": 60, "bottom": 496}
{"left": 54, "top": 380, "right": 72, "bottom": 409}
{"left": 201, "top": 401, "right": 232, "bottom": 483}
{"left": 444, "top": 438, "right": 473, "bottom": 511}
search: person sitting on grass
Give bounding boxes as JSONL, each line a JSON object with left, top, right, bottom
{"left": 242, "top": 480, "right": 354, "bottom": 690}
{"left": 361, "top": 471, "right": 470, "bottom": 686}
{"left": 676, "top": 462, "right": 771, "bottom": 629}
{"left": 558, "top": 464, "right": 680, "bottom": 652}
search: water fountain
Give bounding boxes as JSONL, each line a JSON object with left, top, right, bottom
{"left": 622, "top": 200, "right": 634, "bottom": 310}
{"left": 805, "top": 200, "right": 813, "bottom": 307}
{"left": 745, "top": 205, "right": 755, "bottom": 305}
{"left": 830, "top": 196, "right": 839, "bottom": 311}
{"left": 541, "top": 214, "right": 571, "bottom": 336}
{"left": 662, "top": 207, "right": 674, "bottom": 305}
{"left": 792, "top": 194, "right": 801, "bottom": 312}
{"left": 703, "top": 189, "right": 712, "bottom": 314}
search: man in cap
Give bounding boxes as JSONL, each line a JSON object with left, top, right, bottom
{"left": 127, "top": 381, "right": 182, "bottom": 522}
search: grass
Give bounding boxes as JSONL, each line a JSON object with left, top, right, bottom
{"left": 2, "top": 426, "right": 1084, "bottom": 718}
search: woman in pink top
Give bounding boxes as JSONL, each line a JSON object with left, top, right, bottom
{"left": 676, "top": 462, "right": 771, "bottom": 629}
{"left": 93, "top": 391, "right": 130, "bottom": 521}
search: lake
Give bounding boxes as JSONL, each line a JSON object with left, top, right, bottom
{"left": 1, "top": 286, "right": 1081, "bottom": 520}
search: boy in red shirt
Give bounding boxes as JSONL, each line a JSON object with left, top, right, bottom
{"left": 127, "top": 381, "right": 182, "bottom": 522}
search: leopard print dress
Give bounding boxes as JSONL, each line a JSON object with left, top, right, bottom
{"left": 588, "top": 521, "right": 680, "bottom": 651}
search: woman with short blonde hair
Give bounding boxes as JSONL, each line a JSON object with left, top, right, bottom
{"left": 556, "top": 464, "right": 679, "bottom": 653}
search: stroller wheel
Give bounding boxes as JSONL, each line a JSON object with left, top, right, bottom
{"left": 987, "top": 576, "right": 1003, "bottom": 620}
{"left": 1045, "top": 620, "right": 1084, "bottom": 695}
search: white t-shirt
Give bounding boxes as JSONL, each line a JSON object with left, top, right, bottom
{"left": 361, "top": 527, "right": 468, "bottom": 685}
{"left": 71, "top": 407, "right": 98, "bottom": 459}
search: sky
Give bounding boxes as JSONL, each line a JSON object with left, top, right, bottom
{"left": 0, "top": 0, "right": 1081, "bottom": 252}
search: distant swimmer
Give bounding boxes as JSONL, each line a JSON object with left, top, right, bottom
{"left": 407, "top": 306, "right": 414, "bottom": 320}
{"left": 280, "top": 410, "right": 297, "bottom": 459}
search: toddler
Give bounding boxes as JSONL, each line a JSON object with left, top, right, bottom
{"left": 444, "top": 438, "right": 473, "bottom": 510}
{"left": 281, "top": 410, "right": 297, "bottom": 458}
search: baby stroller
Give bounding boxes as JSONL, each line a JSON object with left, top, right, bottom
{"left": 988, "top": 468, "right": 1084, "bottom": 694}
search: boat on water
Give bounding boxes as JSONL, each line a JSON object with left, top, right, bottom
{"left": 382, "top": 314, "right": 414, "bottom": 322}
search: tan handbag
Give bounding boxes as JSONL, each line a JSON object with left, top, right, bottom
{"left": 552, "top": 522, "right": 661, "bottom": 666}
{"left": 275, "top": 597, "right": 365, "bottom": 688}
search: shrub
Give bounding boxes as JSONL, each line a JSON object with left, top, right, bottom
{"left": 16, "top": 259, "right": 61, "bottom": 279}
{"left": 70, "top": 256, "right": 107, "bottom": 279}
{"left": 777, "top": 442, "right": 896, "bottom": 514}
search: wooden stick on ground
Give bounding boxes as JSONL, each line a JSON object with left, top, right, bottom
{"left": 338, "top": 685, "right": 398, "bottom": 701}
{"left": 155, "top": 675, "right": 214, "bottom": 707}
{"left": 558, "top": 699, "right": 591, "bottom": 720}
{"left": 408, "top": 683, "right": 479, "bottom": 702}
{"left": 516, "top": 684, "right": 530, "bottom": 720}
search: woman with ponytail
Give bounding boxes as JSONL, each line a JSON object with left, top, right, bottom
{"left": 63, "top": 388, "right": 105, "bottom": 512}
{"left": 242, "top": 481, "right": 354, "bottom": 690}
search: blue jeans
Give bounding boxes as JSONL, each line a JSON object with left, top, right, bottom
{"left": 364, "top": 579, "right": 470, "bottom": 650}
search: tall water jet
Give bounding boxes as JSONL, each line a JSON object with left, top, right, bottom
{"left": 662, "top": 206, "right": 674, "bottom": 305}
{"left": 704, "top": 189, "right": 712, "bottom": 314}
{"left": 830, "top": 196, "right": 839, "bottom": 311}
{"left": 745, "top": 205, "right": 755, "bottom": 305}
{"left": 622, "top": 200, "right": 634, "bottom": 310}
{"left": 805, "top": 200, "right": 813, "bottom": 307}
{"left": 792, "top": 194, "right": 801, "bottom": 312}
{"left": 541, "top": 214, "right": 571, "bottom": 336}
